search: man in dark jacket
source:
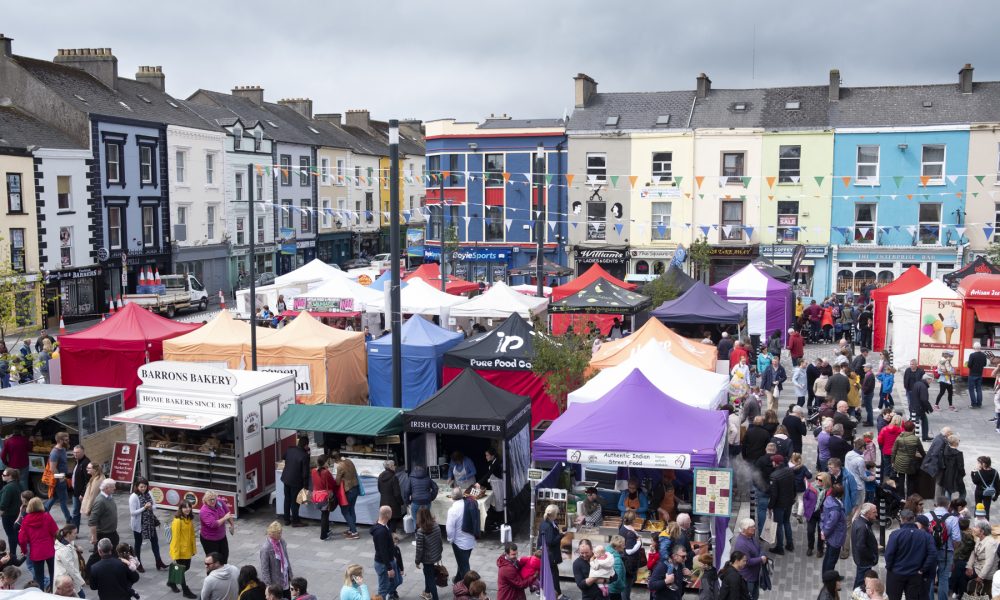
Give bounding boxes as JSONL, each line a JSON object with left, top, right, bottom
{"left": 903, "top": 359, "right": 925, "bottom": 408}
{"left": 89, "top": 537, "right": 140, "bottom": 600}
{"left": 496, "top": 543, "right": 537, "bottom": 600}
{"left": 851, "top": 349, "right": 870, "bottom": 378}
{"left": 717, "top": 332, "right": 734, "bottom": 361}
{"left": 826, "top": 369, "right": 851, "bottom": 404}
{"left": 760, "top": 358, "right": 787, "bottom": 413}
{"left": 371, "top": 506, "right": 399, "bottom": 600}
{"left": 782, "top": 406, "right": 808, "bottom": 454}
{"left": 909, "top": 375, "right": 935, "bottom": 442}
{"left": 407, "top": 466, "right": 439, "bottom": 516}
{"left": 752, "top": 443, "right": 778, "bottom": 535}
{"left": 377, "top": 460, "right": 405, "bottom": 533}
{"left": 833, "top": 401, "right": 857, "bottom": 441}
{"left": 967, "top": 342, "right": 988, "bottom": 408}
{"left": 850, "top": 503, "right": 879, "bottom": 589}
{"left": 742, "top": 417, "right": 771, "bottom": 463}
{"left": 884, "top": 510, "right": 937, "bottom": 600}
{"left": 860, "top": 364, "right": 877, "bottom": 426}
{"left": 807, "top": 357, "right": 822, "bottom": 409}
{"left": 574, "top": 540, "right": 602, "bottom": 600}
{"left": 768, "top": 455, "right": 796, "bottom": 554}
{"left": 858, "top": 307, "right": 873, "bottom": 349}
{"left": 70, "top": 444, "right": 91, "bottom": 528}
{"left": 920, "top": 426, "right": 953, "bottom": 498}
{"left": 280, "top": 436, "right": 310, "bottom": 527}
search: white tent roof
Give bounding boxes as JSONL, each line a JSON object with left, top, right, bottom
{"left": 888, "top": 279, "right": 960, "bottom": 368}
{"left": 234, "top": 280, "right": 318, "bottom": 317}
{"left": 275, "top": 259, "right": 347, "bottom": 286}
{"left": 717, "top": 264, "right": 774, "bottom": 298}
{"left": 511, "top": 283, "right": 552, "bottom": 297}
{"left": 449, "top": 281, "right": 549, "bottom": 319}
{"left": 366, "top": 277, "right": 466, "bottom": 316}
{"left": 296, "top": 277, "right": 384, "bottom": 307}
{"left": 567, "top": 341, "right": 729, "bottom": 409}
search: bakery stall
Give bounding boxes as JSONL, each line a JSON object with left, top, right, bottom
{"left": 106, "top": 361, "right": 295, "bottom": 513}
{"left": 0, "top": 384, "right": 125, "bottom": 495}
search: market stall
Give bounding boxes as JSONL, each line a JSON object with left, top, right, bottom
{"left": 163, "top": 310, "right": 275, "bottom": 369}
{"left": 870, "top": 266, "right": 932, "bottom": 352}
{"left": 268, "top": 403, "right": 404, "bottom": 524}
{"left": 957, "top": 274, "right": 1000, "bottom": 377}
{"left": 368, "top": 316, "right": 464, "bottom": 408}
{"left": 275, "top": 258, "right": 348, "bottom": 286}
{"left": 405, "top": 263, "right": 480, "bottom": 296}
{"left": 107, "top": 361, "right": 296, "bottom": 513}
{"left": 366, "top": 277, "right": 467, "bottom": 317}
{"left": 590, "top": 317, "right": 718, "bottom": 372}
{"left": 59, "top": 303, "right": 200, "bottom": 409}
{"left": 404, "top": 368, "right": 532, "bottom": 524}
{"left": 651, "top": 281, "right": 747, "bottom": 337}
{"left": 0, "top": 384, "right": 125, "bottom": 494}
{"left": 548, "top": 277, "right": 652, "bottom": 336}
{"left": 234, "top": 280, "right": 318, "bottom": 319}
{"left": 255, "top": 311, "right": 368, "bottom": 405}
{"left": 568, "top": 342, "right": 729, "bottom": 409}
{"left": 943, "top": 256, "right": 1000, "bottom": 288}
{"left": 283, "top": 276, "right": 384, "bottom": 326}
{"left": 887, "top": 279, "right": 960, "bottom": 368}
{"left": 711, "top": 264, "right": 793, "bottom": 344}
{"left": 449, "top": 281, "right": 549, "bottom": 320}
{"left": 443, "top": 313, "right": 559, "bottom": 431}
{"left": 550, "top": 265, "right": 638, "bottom": 335}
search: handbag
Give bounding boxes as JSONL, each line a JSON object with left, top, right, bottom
{"left": 295, "top": 488, "right": 310, "bottom": 505}
{"left": 759, "top": 559, "right": 773, "bottom": 591}
{"left": 759, "top": 514, "right": 777, "bottom": 546}
{"left": 966, "top": 578, "right": 987, "bottom": 598}
{"left": 41, "top": 463, "right": 56, "bottom": 499}
{"left": 311, "top": 489, "right": 330, "bottom": 505}
{"left": 163, "top": 520, "right": 173, "bottom": 544}
{"left": 434, "top": 563, "right": 449, "bottom": 588}
{"left": 358, "top": 478, "right": 366, "bottom": 496}
{"left": 336, "top": 484, "right": 348, "bottom": 507}
{"left": 167, "top": 563, "right": 187, "bottom": 586}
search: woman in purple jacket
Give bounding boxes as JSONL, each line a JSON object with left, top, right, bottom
{"left": 731, "top": 518, "right": 768, "bottom": 600}
{"left": 199, "top": 491, "right": 235, "bottom": 564}
{"left": 820, "top": 484, "right": 847, "bottom": 575}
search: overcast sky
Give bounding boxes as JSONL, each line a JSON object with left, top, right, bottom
{"left": 7, "top": 0, "right": 1000, "bottom": 124}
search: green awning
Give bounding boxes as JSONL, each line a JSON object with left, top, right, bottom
{"left": 266, "top": 404, "right": 404, "bottom": 437}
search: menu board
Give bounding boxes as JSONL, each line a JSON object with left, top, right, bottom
{"left": 693, "top": 467, "right": 733, "bottom": 517}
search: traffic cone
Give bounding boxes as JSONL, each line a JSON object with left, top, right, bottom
{"left": 154, "top": 269, "right": 161, "bottom": 286}
{"left": 59, "top": 317, "right": 66, "bottom": 335}
{"left": 108, "top": 300, "right": 116, "bottom": 315}
{"left": 219, "top": 290, "right": 226, "bottom": 310}
{"left": 101, "top": 313, "right": 106, "bottom": 322}
{"left": 138, "top": 268, "right": 146, "bottom": 286}
{"left": 117, "top": 295, "right": 124, "bottom": 310}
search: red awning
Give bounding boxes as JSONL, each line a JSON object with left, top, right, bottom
{"left": 973, "top": 305, "right": 1000, "bottom": 324}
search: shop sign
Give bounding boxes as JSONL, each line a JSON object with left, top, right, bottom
{"left": 406, "top": 418, "right": 503, "bottom": 435}
{"left": 292, "top": 297, "right": 355, "bottom": 312}
{"left": 693, "top": 467, "right": 733, "bottom": 517}
{"left": 639, "top": 188, "right": 681, "bottom": 198}
{"left": 279, "top": 228, "right": 296, "bottom": 256}
{"left": 709, "top": 245, "right": 758, "bottom": 257}
{"left": 260, "top": 364, "right": 312, "bottom": 395}
{"left": 629, "top": 249, "right": 677, "bottom": 259}
{"left": 917, "top": 297, "right": 963, "bottom": 366}
{"left": 575, "top": 247, "right": 629, "bottom": 265}
{"left": 424, "top": 246, "right": 509, "bottom": 262}
{"left": 841, "top": 250, "right": 950, "bottom": 262}
{"left": 109, "top": 442, "right": 140, "bottom": 484}
{"left": 44, "top": 267, "right": 102, "bottom": 283}
{"left": 777, "top": 215, "right": 798, "bottom": 227}
{"left": 760, "top": 244, "right": 827, "bottom": 258}
{"left": 295, "top": 240, "right": 315, "bottom": 249}
{"left": 565, "top": 449, "right": 690, "bottom": 469}
{"left": 138, "top": 392, "right": 237, "bottom": 415}
{"left": 139, "top": 362, "right": 237, "bottom": 393}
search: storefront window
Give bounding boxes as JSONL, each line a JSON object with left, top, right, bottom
{"left": 653, "top": 261, "right": 665, "bottom": 275}
{"left": 587, "top": 202, "right": 606, "bottom": 240}
{"left": 635, "top": 260, "right": 649, "bottom": 275}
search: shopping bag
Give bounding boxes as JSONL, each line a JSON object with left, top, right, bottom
{"left": 311, "top": 489, "right": 330, "bottom": 505}
{"left": 759, "top": 515, "right": 777, "bottom": 546}
{"left": 295, "top": 488, "right": 310, "bottom": 505}
{"left": 759, "top": 560, "right": 773, "bottom": 591}
{"left": 167, "top": 563, "right": 187, "bottom": 586}
{"left": 336, "top": 484, "right": 348, "bottom": 507}
{"left": 358, "top": 478, "right": 366, "bottom": 496}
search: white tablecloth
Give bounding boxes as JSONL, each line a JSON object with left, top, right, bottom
{"left": 430, "top": 488, "right": 489, "bottom": 529}
{"left": 273, "top": 470, "right": 380, "bottom": 525}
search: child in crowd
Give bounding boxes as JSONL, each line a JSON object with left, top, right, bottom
{"left": 519, "top": 549, "right": 542, "bottom": 593}
{"left": 589, "top": 544, "right": 615, "bottom": 597}
{"left": 862, "top": 432, "right": 879, "bottom": 465}
{"left": 0, "top": 566, "right": 20, "bottom": 590}
{"left": 391, "top": 534, "right": 404, "bottom": 588}
{"left": 864, "top": 462, "right": 879, "bottom": 504}
{"left": 876, "top": 407, "right": 895, "bottom": 433}
{"left": 647, "top": 533, "right": 661, "bottom": 572}
{"left": 790, "top": 453, "right": 813, "bottom": 522}
{"left": 876, "top": 366, "right": 895, "bottom": 409}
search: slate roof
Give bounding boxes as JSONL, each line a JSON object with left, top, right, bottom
{"left": 186, "top": 89, "right": 319, "bottom": 146}
{"left": 12, "top": 55, "right": 215, "bottom": 131}
{"left": 478, "top": 118, "right": 565, "bottom": 130}
{"left": 369, "top": 119, "right": 425, "bottom": 157}
{"left": 567, "top": 91, "right": 695, "bottom": 131}
{"left": 830, "top": 82, "right": 1000, "bottom": 127}
{"left": 0, "top": 105, "right": 83, "bottom": 150}
{"left": 177, "top": 99, "right": 242, "bottom": 128}
{"left": 688, "top": 88, "right": 766, "bottom": 129}
{"left": 761, "top": 86, "right": 832, "bottom": 130}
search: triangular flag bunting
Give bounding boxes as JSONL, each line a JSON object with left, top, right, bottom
{"left": 906, "top": 226, "right": 917, "bottom": 236}
{"left": 609, "top": 175, "right": 619, "bottom": 188}
{"left": 656, "top": 224, "right": 667, "bottom": 238}
{"left": 893, "top": 176, "right": 903, "bottom": 188}
{"left": 698, "top": 225, "right": 711, "bottom": 237}
{"left": 744, "top": 226, "right": 754, "bottom": 239}
{"left": 698, "top": 194, "right": 705, "bottom": 200}
{"left": 790, "top": 175, "right": 800, "bottom": 184}
{"left": 814, "top": 176, "right": 825, "bottom": 187}
{"left": 502, "top": 172, "right": 510, "bottom": 183}
{"left": 766, "top": 176, "right": 776, "bottom": 188}
{"left": 919, "top": 175, "right": 931, "bottom": 187}
{"left": 858, "top": 227, "right": 870, "bottom": 239}
{"left": 566, "top": 174, "right": 575, "bottom": 187}
{"left": 545, "top": 174, "right": 553, "bottom": 185}
{"left": 524, "top": 173, "right": 533, "bottom": 184}
{"left": 504, "top": 218, "right": 513, "bottom": 231}
{"left": 975, "top": 175, "right": 986, "bottom": 185}
{"left": 721, "top": 225, "right": 732, "bottom": 238}
{"left": 402, "top": 210, "right": 411, "bottom": 224}
{"left": 740, "top": 176, "right": 751, "bottom": 188}
{"left": 889, "top": 195, "right": 897, "bottom": 200}
{"left": 955, "top": 226, "right": 966, "bottom": 239}
{"left": 614, "top": 223, "right": 623, "bottom": 235}
{"left": 718, "top": 176, "right": 729, "bottom": 188}
{"left": 628, "top": 175, "right": 638, "bottom": 189}
{"left": 973, "top": 192, "right": 979, "bottom": 198}
{"left": 767, "top": 195, "right": 775, "bottom": 201}
{"left": 984, "top": 226, "right": 995, "bottom": 239}
{"left": 462, "top": 216, "right": 471, "bottom": 230}
{"left": 906, "top": 194, "right": 914, "bottom": 200}
{"left": 695, "top": 176, "right": 704, "bottom": 188}
{"left": 841, "top": 176, "right": 851, "bottom": 187}
{"left": 673, "top": 176, "right": 683, "bottom": 187}
{"left": 947, "top": 175, "right": 958, "bottom": 185}
{"left": 956, "top": 192, "right": 963, "bottom": 199}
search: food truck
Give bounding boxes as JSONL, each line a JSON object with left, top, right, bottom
{"left": 0, "top": 384, "right": 125, "bottom": 495}
{"left": 106, "top": 361, "right": 295, "bottom": 513}
{"left": 956, "top": 274, "right": 1000, "bottom": 377}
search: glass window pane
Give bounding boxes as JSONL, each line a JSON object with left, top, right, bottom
{"left": 923, "top": 146, "right": 945, "bottom": 162}
{"left": 858, "top": 146, "right": 879, "bottom": 162}
{"left": 919, "top": 204, "right": 940, "bottom": 221}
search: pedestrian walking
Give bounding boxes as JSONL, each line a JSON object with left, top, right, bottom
{"left": 43, "top": 432, "right": 73, "bottom": 524}
{"left": 312, "top": 455, "right": 338, "bottom": 541}
{"left": 935, "top": 352, "right": 956, "bottom": 411}
{"left": 851, "top": 503, "right": 879, "bottom": 589}
{"left": 69, "top": 445, "right": 90, "bottom": 529}
{"left": 88, "top": 478, "right": 119, "bottom": 549}
{"left": 717, "top": 551, "right": 749, "bottom": 600}
{"left": 259, "top": 522, "right": 293, "bottom": 598}
{"left": 377, "top": 461, "right": 405, "bottom": 534}
{"left": 168, "top": 501, "right": 198, "bottom": 598}
{"left": 199, "top": 491, "right": 235, "bottom": 564}
{"left": 820, "top": 484, "right": 848, "bottom": 574}
{"left": 201, "top": 552, "right": 240, "bottom": 600}
{"left": 732, "top": 518, "right": 767, "bottom": 600}
{"left": 280, "top": 436, "right": 310, "bottom": 528}
{"left": 333, "top": 451, "right": 361, "bottom": 540}
{"left": 446, "top": 488, "right": 475, "bottom": 584}
{"left": 53, "top": 524, "right": 86, "bottom": 597}
{"left": 128, "top": 477, "right": 166, "bottom": 571}
{"left": 414, "top": 508, "right": 443, "bottom": 600}
{"left": 538, "top": 504, "right": 565, "bottom": 600}
{"left": 967, "top": 343, "right": 988, "bottom": 408}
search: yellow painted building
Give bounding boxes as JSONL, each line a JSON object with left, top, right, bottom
{"left": 0, "top": 152, "right": 43, "bottom": 333}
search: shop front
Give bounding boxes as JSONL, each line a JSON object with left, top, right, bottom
{"left": 357, "top": 231, "right": 381, "bottom": 258}
{"left": 100, "top": 249, "right": 171, "bottom": 310}
{"left": 296, "top": 239, "right": 316, "bottom": 270}
{"left": 758, "top": 244, "right": 831, "bottom": 300}
{"left": 832, "top": 245, "right": 964, "bottom": 296}
{"left": 573, "top": 245, "right": 629, "bottom": 280}
{"left": 628, "top": 247, "right": 677, "bottom": 283}
{"left": 174, "top": 243, "right": 229, "bottom": 304}
{"left": 424, "top": 245, "right": 513, "bottom": 285}
{"left": 44, "top": 266, "right": 102, "bottom": 324}
{"left": 957, "top": 274, "right": 1000, "bottom": 377}
{"left": 229, "top": 244, "right": 277, "bottom": 294}
{"left": 317, "top": 231, "right": 353, "bottom": 267}
{"left": 708, "top": 244, "right": 758, "bottom": 285}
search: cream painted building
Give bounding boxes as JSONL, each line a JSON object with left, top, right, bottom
{"left": 0, "top": 150, "right": 42, "bottom": 332}
{"left": 964, "top": 124, "right": 1000, "bottom": 253}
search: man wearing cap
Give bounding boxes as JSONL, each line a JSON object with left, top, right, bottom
{"left": 767, "top": 454, "right": 795, "bottom": 555}
{"left": 910, "top": 373, "right": 935, "bottom": 442}
{"left": 861, "top": 363, "right": 877, "bottom": 426}
{"left": 885, "top": 509, "right": 937, "bottom": 600}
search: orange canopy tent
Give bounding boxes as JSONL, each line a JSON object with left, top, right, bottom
{"left": 871, "top": 266, "right": 932, "bottom": 352}
{"left": 589, "top": 317, "right": 718, "bottom": 372}
{"left": 404, "top": 263, "right": 480, "bottom": 296}
{"left": 550, "top": 265, "right": 639, "bottom": 334}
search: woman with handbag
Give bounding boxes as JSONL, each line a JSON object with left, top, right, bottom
{"left": 964, "top": 519, "right": 999, "bottom": 596}
{"left": 53, "top": 524, "right": 85, "bottom": 597}
{"left": 129, "top": 477, "right": 167, "bottom": 572}
{"left": 414, "top": 508, "right": 443, "bottom": 600}
{"left": 313, "top": 455, "right": 338, "bottom": 541}
{"left": 168, "top": 501, "right": 197, "bottom": 598}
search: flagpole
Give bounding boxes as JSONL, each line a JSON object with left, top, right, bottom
{"left": 247, "top": 163, "right": 257, "bottom": 370}
{"left": 389, "top": 120, "right": 402, "bottom": 409}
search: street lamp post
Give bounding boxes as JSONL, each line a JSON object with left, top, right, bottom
{"left": 438, "top": 172, "right": 446, "bottom": 292}
{"left": 247, "top": 163, "right": 257, "bottom": 370}
{"left": 389, "top": 120, "right": 402, "bottom": 409}
{"left": 535, "top": 143, "right": 545, "bottom": 298}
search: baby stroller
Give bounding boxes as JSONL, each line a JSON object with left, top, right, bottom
{"left": 878, "top": 479, "right": 905, "bottom": 526}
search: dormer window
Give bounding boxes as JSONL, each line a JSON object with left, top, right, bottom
{"left": 254, "top": 129, "right": 263, "bottom": 151}
{"left": 784, "top": 100, "right": 801, "bottom": 110}
{"left": 137, "top": 94, "right": 152, "bottom": 104}
{"left": 233, "top": 125, "right": 243, "bottom": 150}
{"left": 605, "top": 115, "right": 619, "bottom": 127}
{"left": 655, "top": 115, "right": 671, "bottom": 126}
{"left": 733, "top": 103, "right": 748, "bottom": 111}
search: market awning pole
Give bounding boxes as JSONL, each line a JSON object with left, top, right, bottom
{"left": 248, "top": 163, "right": 257, "bottom": 371}
{"left": 501, "top": 437, "right": 508, "bottom": 526}
{"left": 389, "top": 120, "right": 402, "bottom": 409}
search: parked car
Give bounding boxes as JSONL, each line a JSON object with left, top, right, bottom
{"left": 341, "top": 258, "right": 372, "bottom": 270}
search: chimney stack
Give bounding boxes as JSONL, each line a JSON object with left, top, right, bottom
{"left": 231, "top": 85, "right": 264, "bottom": 105}
{"left": 696, "top": 73, "right": 712, "bottom": 99}
{"left": 0, "top": 34, "right": 12, "bottom": 58}
{"left": 135, "top": 66, "right": 165, "bottom": 92}
{"left": 53, "top": 47, "right": 119, "bottom": 90}
{"left": 345, "top": 109, "right": 370, "bottom": 130}
{"left": 829, "top": 69, "right": 841, "bottom": 102}
{"left": 315, "top": 113, "right": 342, "bottom": 126}
{"left": 959, "top": 63, "right": 974, "bottom": 94}
{"left": 277, "top": 98, "right": 313, "bottom": 119}
{"left": 573, "top": 73, "right": 597, "bottom": 108}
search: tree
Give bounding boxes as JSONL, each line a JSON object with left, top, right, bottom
{"left": 443, "top": 225, "right": 460, "bottom": 275}
{"left": 531, "top": 331, "right": 594, "bottom": 413}
{"left": 987, "top": 241, "right": 1000, "bottom": 267}
{"left": 0, "top": 235, "right": 30, "bottom": 345}
{"left": 641, "top": 276, "right": 681, "bottom": 308}
{"left": 688, "top": 236, "right": 712, "bottom": 282}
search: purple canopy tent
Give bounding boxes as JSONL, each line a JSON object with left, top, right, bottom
{"left": 651, "top": 281, "right": 748, "bottom": 326}
{"left": 710, "top": 263, "right": 793, "bottom": 344}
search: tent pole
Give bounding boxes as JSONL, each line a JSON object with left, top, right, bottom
{"left": 501, "top": 437, "right": 508, "bottom": 526}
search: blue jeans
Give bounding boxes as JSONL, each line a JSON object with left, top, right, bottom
{"left": 969, "top": 375, "right": 983, "bottom": 407}
{"left": 451, "top": 543, "right": 472, "bottom": 583}
{"left": 373, "top": 559, "right": 399, "bottom": 598}
{"left": 772, "top": 507, "right": 793, "bottom": 549}
{"left": 72, "top": 495, "right": 83, "bottom": 528}
{"left": 44, "top": 480, "right": 72, "bottom": 522}
{"left": 411, "top": 502, "right": 430, "bottom": 519}
{"left": 822, "top": 544, "right": 841, "bottom": 574}
{"left": 754, "top": 487, "right": 770, "bottom": 533}
{"left": 19, "top": 468, "right": 30, "bottom": 492}
{"left": 343, "top": 486, "right": 360, "bottom": 533}
{"left": 421, "top": 563, "right": 439, "bottom": 600}
{"left": 935, "top": 550, "right": 953, "bottom": 600}
{"left": 748, "top": 580, "right": 760, "bottom": 600}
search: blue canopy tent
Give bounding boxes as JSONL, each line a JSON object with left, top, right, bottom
{"left": 367, "top": 316, "right": 464, "bottom": 408}
{"left": 369, "top": 269, "right": 408, "bottom": 292}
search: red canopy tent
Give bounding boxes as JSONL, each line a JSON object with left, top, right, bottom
{"left": 404, "top": 263, "right": 480, "bottom": 296}
{"left": 59, "top": 303, "right": 201, "bottom": 409}
{"left": 871, "top": 266, "right": 932, "bottom": 352}
{"left": 550, "top": 265, "right": 639, "bottom": 334}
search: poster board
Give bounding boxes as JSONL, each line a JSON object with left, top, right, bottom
{"left": 692, "top": 467, "right": 733, "bottom": 517}
{"left": 110, "top": 442, "right": 140, "bottom": 484}
{"left": 917, "top": 298, "right": 963, "bottom": 366}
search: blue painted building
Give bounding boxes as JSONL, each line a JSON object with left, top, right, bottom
{"left": 422, "top": 117, "right": 568, "bottom": 285}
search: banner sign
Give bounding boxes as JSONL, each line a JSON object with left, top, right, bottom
{"left": 110, "top": 442, "right": 140, "bottom": 484}
{"left": 147, "top": 483, "right": 238, "bottom": 517}
{"left": 917, "top": 297, "right": 963, "bottom": 367}
{"left": 292, "top": 296, "right": 356, "bottom": 313}
{"left": 574, "top": 247, "right": 629, "bottom": 265}
{"left": 693, "top": 467, "right": 734, "bottom": 517}
{"left": 260, "top": 364, "right": 312, "bottom": 395}
{"left": 564, "top": 449, "right": 690, "bottom": 469}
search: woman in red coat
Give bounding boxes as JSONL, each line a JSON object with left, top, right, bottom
{"left": 820, "top": 305, "right": 835, "bottom": 343}
{"left": 19, "top": 497, "right": 58, "bottom": 588}
{"left": 313, "top": 454, "right": 339, "bottom": 541}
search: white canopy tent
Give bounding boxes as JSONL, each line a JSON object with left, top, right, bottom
{"left": 235, "top": 280, "right": 318, "bottom": 318}
{"left": 366, "top": 277, "right": 466, "bottom": 317}
{"left": 888, "top": 279, "right": 960, "bottom": 368}
{"left": 511, "top": 283, "right": 552, "bottom": 298}
{"left": 449, "top": 281, "right": 548, "bottom": 319}
{"left": 275, "top": 258, "right": 347, "bottom": 286}
{"left": 295, "top": 277, "right": 384, "bottom": 309}
{"left": 567, "top": 341, "right": 729, "bottom": 409}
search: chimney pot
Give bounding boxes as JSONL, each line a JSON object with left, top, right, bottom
{"left": 135, "top": 65, "right": 165, "bottom": 92}
{"left": 314, "top": 113, "right": 342, "bottom": 125}
{"left": 345, "top": 109, "right": 371, "bottom": 131}
{"left": 696, "top": 73, "right": 712, "bottom": 99}
{"left": 573, "top": 73, "right": 598, "bottom": 109}
{"left": 231, "top": 85, "right": 264, "bottom": 105}
{"left": 959, "top": 63, "right": 974, "bottom": 94}
{"left": 53, "top": 47, "right": 119, "bottom": 90}
{"left": 829, "top": 68, "right": 841, "bottom": 102}
{"left": 277, "top": 97, "right": 313, "bottom": 119}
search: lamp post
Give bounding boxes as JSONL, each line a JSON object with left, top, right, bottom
{"left": 438, "top": 170, "right": 446, "bottom": 292}
{"left": 389, "top": 120, "right": 402, "bottom": 409}
{"left": 535, "top": 143, "right": 545, "bottom": 298}
{"left": 247, "top": 163, "right": 257, "bottom": 370}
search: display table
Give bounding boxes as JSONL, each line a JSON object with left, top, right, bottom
{"left": 430, "top": 487, "right": 489, "bottom": 529}
{"left": 274, "top": 468, "right": 379, "bottom": 525}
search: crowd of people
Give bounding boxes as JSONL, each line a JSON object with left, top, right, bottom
{"left": 0, "top": 330, "right": 59, "bottom": 387}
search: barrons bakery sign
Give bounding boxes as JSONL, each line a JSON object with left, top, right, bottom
{"left": 575, "top": 247, "right": 629, "bottom": 265}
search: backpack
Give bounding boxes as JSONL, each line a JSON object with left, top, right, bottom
{"left": 928, "top": 513, "right": 950, "bottom": 550}
{"left": 831, "top": 305, "right": 841, "bottom": 319}
{"left": 982, "top": 471, "right": 998, "bottom": 500}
